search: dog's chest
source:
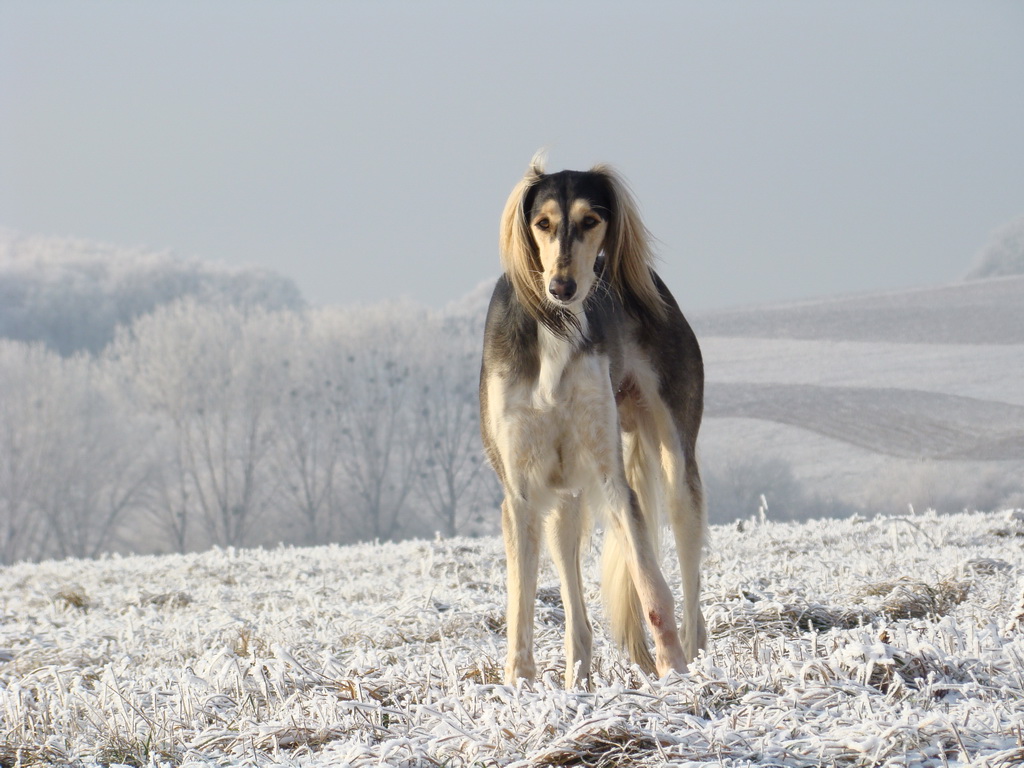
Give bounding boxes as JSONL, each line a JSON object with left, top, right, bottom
{"left": 533, "top": 324, "right": 581, "bottom": 408}
{"left": 494, "top": 324, "right": 616, "bottom": 492}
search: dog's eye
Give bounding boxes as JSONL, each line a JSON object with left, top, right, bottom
{"left": 535, "top": 218, "right": 550, "bottom": 231}
{"left": 581, "top": 216, "right": 600, "bottom": 230}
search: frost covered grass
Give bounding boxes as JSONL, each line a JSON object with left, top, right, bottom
{"left": 3, "top": 510, "right": 1024, "bottom": 767}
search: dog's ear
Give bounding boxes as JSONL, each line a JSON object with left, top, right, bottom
{"left": 591, "top": 164, "right": 667, "bottom": 320}
{"left": 500, "top": 154, "right": 548, "bottom": 317}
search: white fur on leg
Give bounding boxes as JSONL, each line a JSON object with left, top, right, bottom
{"left": 502, "top": 498, "right": 541, "bottom": 684}
{"left": 662, "top": 444, "right": 708, "bottom": 664}
{"left": 545, "top": 497, "right": 593, "bottom": 687}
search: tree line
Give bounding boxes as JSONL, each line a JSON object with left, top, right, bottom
{"left": 0, "top": 229, "right": 305, "bottom": 355}
{"left": 0, "top": 297, "right": 501, "bottom": 564}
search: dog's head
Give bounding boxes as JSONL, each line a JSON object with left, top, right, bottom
{"left": 500, "top": 154, "right": 665, "bottom": 334}
{"left": 522, "top": 169, "right": 611, "bottom": 307}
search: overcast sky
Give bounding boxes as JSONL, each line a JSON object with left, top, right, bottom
{"left": 2, "top": 1, "right": 1023, "bottom": 312}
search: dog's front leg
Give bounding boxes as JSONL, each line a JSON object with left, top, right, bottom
{"left": 545, "top": 494, "right": 593, "bottom": 688}
{"left": 501, "top": 495, "right": 541, "bottom": 684}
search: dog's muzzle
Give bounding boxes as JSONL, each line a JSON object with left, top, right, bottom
{"left": 549, "top": 276, "right": 577, "bottom": 302}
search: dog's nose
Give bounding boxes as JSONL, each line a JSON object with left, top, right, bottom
{"left": 549, "top": 277, "right": 577, "bottom": 302}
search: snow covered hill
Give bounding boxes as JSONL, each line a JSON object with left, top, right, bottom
{"left": 693, "top": 275, "right": 1024, "bottom": 345}
{"left": 2, "top": 509, "right": 1023, "bottom": 766}
{"left": 692, "top": 276, "right": 1024, "bottom": 521}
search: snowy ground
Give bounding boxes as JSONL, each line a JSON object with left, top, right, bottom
{"left": 3, "top": 509, "right": 1024, "bottom": 767}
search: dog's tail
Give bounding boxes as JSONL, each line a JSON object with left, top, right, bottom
{"left": 601, "top": 531, "right": 656, "bottom": 675}
{"left": 601, "top": 431, "right": 662, "bottom": 675}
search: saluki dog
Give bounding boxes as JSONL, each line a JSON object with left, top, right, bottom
{"left": 480, "top": 155, "right": 706, "bottom": 687}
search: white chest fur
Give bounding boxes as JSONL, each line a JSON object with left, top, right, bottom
{"left": 534, "top": 314, "right": 588, "bottom": 409}
{"left": 485, "top": 311, "right": 619, "bottom": 499}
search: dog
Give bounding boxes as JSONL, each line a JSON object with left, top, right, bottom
{"left": 479, "top": 155, "right": 706, "bottom": 687}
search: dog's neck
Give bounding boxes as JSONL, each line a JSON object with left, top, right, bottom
{"left": 533, "top": 306, "right": 588, "bottom": 408}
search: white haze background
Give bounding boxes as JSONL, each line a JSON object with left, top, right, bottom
{"left": 2, "top": 2, "right": 1024, "bottom": 312}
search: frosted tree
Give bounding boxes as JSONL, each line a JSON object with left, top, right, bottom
{"left": 0, "top": 343, "right": 51, "bottom": 563}
{"left": 1, "top": 257, "right": 502, "bottom": 556}
{"left": 0, "top": 230, "right": 305, "bottom": 355}
{"left": 37, "top": 359, "right": 151, "bottom": 558}
{"left": 415, "top": 314, "right": 496, "bottom": 537}
{"left": 0, "top": 344, "right": 151, "bottom": 560}
{"left": 966, "top": 213, "right": 1024, "bottom": 279}
{"left": 332, "top": 304, "right": 429, "bottom": 542}
{"left": 112, "top": 300, "right": 292, "bottom": 549}
{"left": 105, "top": 356, "right": 190, "bottom": 554}
{"left": 267, "top": 310, "right": 349, "bottom": 545}
{"left": 141, "top": 432, "right": 194, "bottom": 554}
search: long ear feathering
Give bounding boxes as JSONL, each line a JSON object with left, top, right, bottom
{"left": 591, "top": 164, "right": 668, "bottom": 321}
{"left": 499, "top": 153, "right": 549, "bottom": 322}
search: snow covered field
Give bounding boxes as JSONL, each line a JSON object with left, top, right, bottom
{"left": 3, "top": 509, "right": 1024, "bottom": 767}
{"left": 693, "top": 276, "right": 1024, "bottom": 518}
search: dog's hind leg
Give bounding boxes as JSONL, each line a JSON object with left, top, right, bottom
{"left": 545, "top": 494, "right": 593, "bottom": 688}
{"left": 602, "top": 429, "right": 662, "bottom": 674}
{"left": 662, "top": 440, "right": 707, "bottom": 663}
{"left": 602, "top": 477, "right": 687, "bottom": 676}
{"left": 501, "top": 496, "right": 541, "bottom": 684}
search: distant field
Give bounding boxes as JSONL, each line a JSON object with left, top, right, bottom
{"left": 701, "top": 337, "right": 1024, "bottom": 406}
{"left": 706, "top": 383, "right": 1024, "bottom": 461}
{"left": 693, "top": 274, "right": 1024, "bottom": 344}
{"left": 692, "top": 276, "right": 1024, "bottom": 518}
